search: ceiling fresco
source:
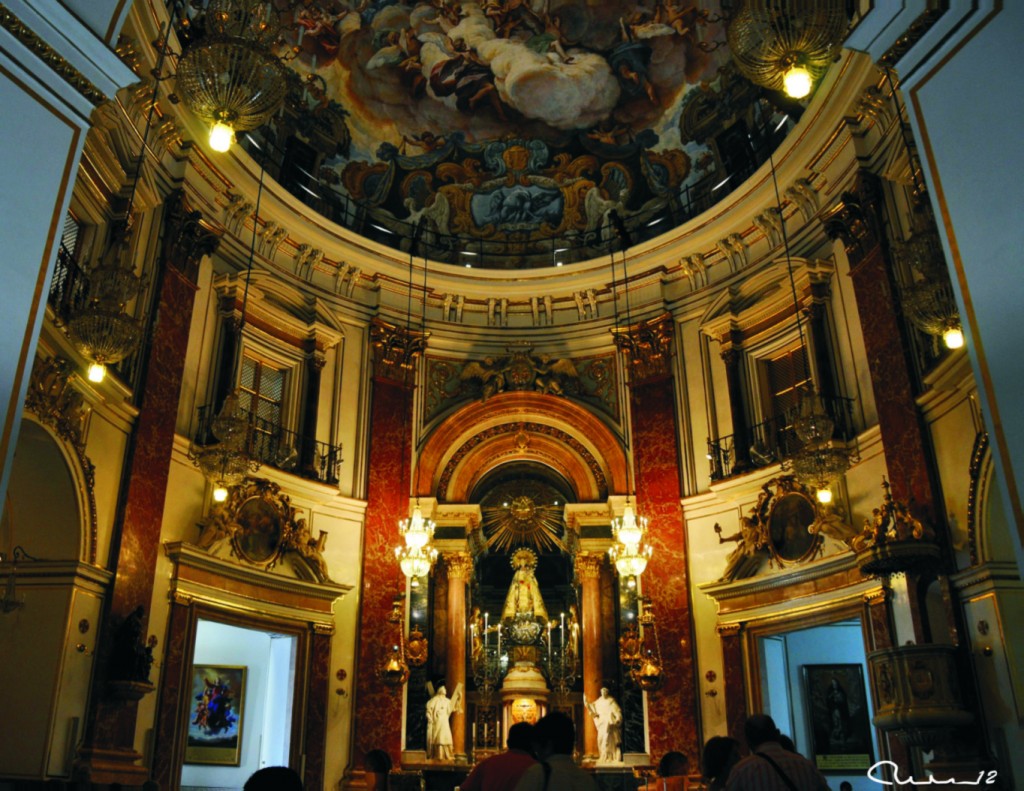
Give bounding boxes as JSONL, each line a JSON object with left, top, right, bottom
{"left": 234, "top": 1, "right": 794, "bottom": 267}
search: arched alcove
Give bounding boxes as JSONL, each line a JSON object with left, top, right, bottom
{"left": 4, "top": 419, "right": 87, "bottom": 561}
{"left": 416, "top": 391, "right": 628, "bottom": 503}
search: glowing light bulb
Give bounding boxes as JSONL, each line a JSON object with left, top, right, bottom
{"left": 943, "top": 326, "right": 965, "bottom": 349}
{"left": 87, "top": 363, "right": 106, "bottom": 383}
{"left": 209, "top": 121, "right": 235, "bottom": 152}
{"left": 212, "top": 485, "right": 229, "bottom": 503}
{"left": 816, "top": 487, "right": 833, "bottom": 505}
{"left": 783, "top": 66, "right": 813, "bottom": 99}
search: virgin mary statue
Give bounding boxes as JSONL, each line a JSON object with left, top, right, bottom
{"left": 501, "top": 548, "right": 548, "bottom": 622}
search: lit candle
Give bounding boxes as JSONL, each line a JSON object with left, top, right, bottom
{"left": 472, "top": 722, "right": 477, "bottom": 745}
{"left": 547, "top": 621, "right": 552, "bottom": 662}
{"left": 483, "top": 723, "right": 488, "bottom": 744}
{"left": 560, "top": 611, "right": 565, "bottom": 649}
{"left": 484, "top": 612, "right": 489, "bottom": 649}
{"left": 496, "top": 624, "right": 501, "bottom": 660}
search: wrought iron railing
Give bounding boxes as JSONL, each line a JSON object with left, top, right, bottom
{"left": 194, "top": 404, "right": 342, "bottom": 485}
{"left": 47, "top": 243, "right": 90, "bottom": 323}
{"left": 707, "top": 395, "right": 856, "bottom": 482}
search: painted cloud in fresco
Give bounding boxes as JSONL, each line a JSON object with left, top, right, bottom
{"left": 286, "top": 0, "right": 725, "bottom": 156}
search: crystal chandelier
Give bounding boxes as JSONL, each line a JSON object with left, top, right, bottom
{"left": 726, "top": 0, "right": 848, "bottom": 99}
{"left": 395, "top": 226, "right": 435, "bottom": 584}
{"left": 68, "top": 233, "right": 144, "bottom": 383}
{"left": 608, "top": 500, "right": 653, "bottom": 586}
{"left": 782, "top": 388, "right": 855, "bottom": 504}
{"left": 176, "top": 0, "right": 288, "bottom": 152}
{"left": 190, "top": 390, "right": 261, "bottom": 502}
{"left": 607, "top": 212, "right": 655, "bottom": 586}
{"left": 395, "top": 504, "right": 437, "bottom": 583}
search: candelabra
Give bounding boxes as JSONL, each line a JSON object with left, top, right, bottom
{"left": 544, "top": 619, "right": 579, "bottom": 705}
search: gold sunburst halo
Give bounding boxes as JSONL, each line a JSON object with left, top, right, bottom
{"left": 482, "top": 482, "right": 565, "bottom": 554}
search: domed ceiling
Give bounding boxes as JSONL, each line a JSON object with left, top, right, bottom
{"left": 227, "top": 1, "right": 801, "bottom": 267}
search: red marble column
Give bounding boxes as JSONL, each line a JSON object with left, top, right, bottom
{"left": 616, "top": 314, "right": 699, "bottom": 763}
{"left": 575, "top": 552, "right": 603, "bottom": 761}
{"left": 445, "top": 552, "right": 473, "bottom": 763}
{"left": 305, "top": 626, "right": 332, "bottom": 791}
{"left": 76, "top": 194, "right": 218, "bottom": 785}
{"left": 823, "top": 177, "right": 937, "bottom": 518}
{"left": 352, "top": 319, "right": 425, "bottom": 769}
{"left": 716, "top": 624, "right": 747, "bottom": 744}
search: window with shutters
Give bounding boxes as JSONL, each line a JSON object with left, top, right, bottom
{"left": 764, "top": 344, "right": 811, "bottom": 424}
{"left": 238, "top": 354, "right": 286, "bottom": 460}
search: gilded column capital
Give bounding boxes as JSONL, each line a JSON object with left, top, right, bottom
{"left": 370, "top": 318, "right": 429, "bottom": 385}
{"left": 444, "top": 552, "right": 474, "bottom": 581}
{"left": 612, "top": 312, "right": 675, "bottom": 384}
{"left": 574, "top": 552, "right": 603, "bottom": 582}
{"left": 716, "top": 622, "right": 742, "bottom": 637}
{"left": 162, "top": 190, "right": 220, "bottom": 285}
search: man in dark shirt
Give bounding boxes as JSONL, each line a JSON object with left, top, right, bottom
{"left": 462, "top": 722, "right": 536, "bottom": 791}
{"left": 726, "top": 714, "right": 830, "bottom": 791}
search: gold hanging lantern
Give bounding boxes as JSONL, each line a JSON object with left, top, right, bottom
{"left": 67, "top": 233, "right": 144, "bottom": 383}
{"left": 726, "top": 1, "right": 848, "bottom": 99}
{"left": 176, "top": 0, "right": 288, "bottom": 151}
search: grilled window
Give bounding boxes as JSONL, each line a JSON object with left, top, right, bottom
{"left": 765, "top": 345, "right": 810, "bottom": 422}
{"left": 238, "top": 354, "right": 285, "bottom": 435}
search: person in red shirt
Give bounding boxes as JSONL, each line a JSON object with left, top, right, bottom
{"left": 462, "top": 722, "right": 537, "bottom": 791}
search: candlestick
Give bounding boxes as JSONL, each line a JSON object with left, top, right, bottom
{"left": 472, "top": 722, "right": 477, "bottom": 745}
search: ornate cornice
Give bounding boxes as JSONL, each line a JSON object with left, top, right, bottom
{"left": 0, "top": 4, "right": 106, "bottom": 106}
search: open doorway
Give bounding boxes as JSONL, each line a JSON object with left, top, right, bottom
{"left": 757, "top": 619, "right": 879, "bottom": 789}
{"left": 180, "top": 619, "right": 298, "bottom": 791}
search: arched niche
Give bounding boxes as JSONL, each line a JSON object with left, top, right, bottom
{"left": 0, "top": 418, "right": 110, "bottom": 780}
{"left": 416, "top": 391, "right": 628, "bottom": 503}
{"left": 3, "top": 417, "right": 90, "bottom": 562}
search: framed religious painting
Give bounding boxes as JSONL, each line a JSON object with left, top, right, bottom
{"left": 184, "top": 664, "right": 247, "bottom": 765}
{"left": 767, "top": 487, "right": 818, "bottom": 563}
{"left": 802, "top": 663, "right": 874, "bottom": 772}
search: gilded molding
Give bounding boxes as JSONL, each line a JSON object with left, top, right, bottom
{"left": 862, "top": 587, "right": 890, "bottom": 605}
{"left": 170, "top": 591, "right": 194, "bottom": 606}
{"left": 966, "top": 431, "right": 989, "bottom": 567}
{"left": 878, "top": 6, "right": 948, "bottom": 68}
{"left": 312, "top": 622, "right": 335, "bottom": 636}
{"left": 716, "top": 622, "right": 742, "bottom": 637}
{"left": 0, "top": 4, "right": 107, "bottom": 106}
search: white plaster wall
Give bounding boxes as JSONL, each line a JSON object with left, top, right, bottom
{"left": 903, "top": 3, "right": 1024, "bottom": 566}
